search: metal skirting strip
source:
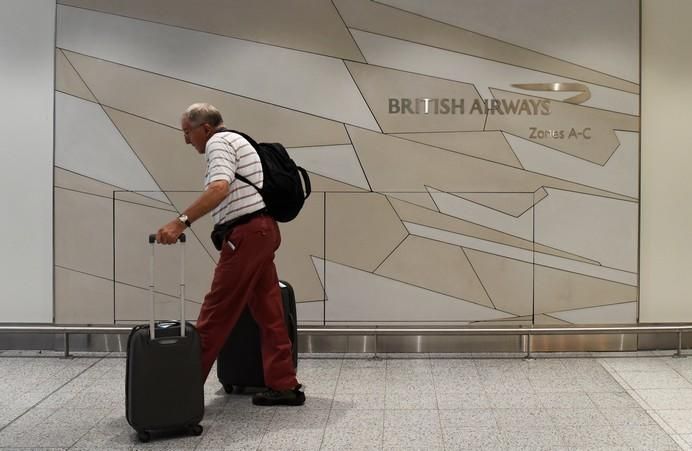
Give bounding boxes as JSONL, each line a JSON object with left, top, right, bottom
{"left": 0, "top": 331, "right": 683, "bottom": 355}
{"left": 638, "top": 332, "right": 692, "bottom": 351}
{"left": 0, "top": 333, "right": 129, "bottom": 353}
{"left": 297, "top": 334, "right": 638, "bottom": 353}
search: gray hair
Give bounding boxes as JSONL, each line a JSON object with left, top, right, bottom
{"left": 183, "top": 103, "right": 224, "bottom": 127}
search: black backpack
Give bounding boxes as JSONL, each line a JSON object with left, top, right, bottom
{"left": 214, "top": 128, "right": 311, "bottom": 222}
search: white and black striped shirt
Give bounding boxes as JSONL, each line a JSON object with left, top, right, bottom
{"left": 204, "top": 131, "right": 265, "bottom": 225}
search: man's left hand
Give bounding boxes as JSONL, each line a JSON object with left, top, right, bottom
{"left": 156, "top": 219, "right": 186, "bottom": 244}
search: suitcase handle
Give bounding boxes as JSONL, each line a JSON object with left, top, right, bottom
{"left": 148, "top": 233, "right": 187, "bottom": 243}
{"left": 148, "top": 233, "right": 187, "bottom": 340}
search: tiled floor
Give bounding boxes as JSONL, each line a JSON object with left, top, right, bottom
{"left": 1, "top": 350, "right": 692, "bottom": 450}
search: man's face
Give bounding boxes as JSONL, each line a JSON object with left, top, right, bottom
{"left": 181, "top": 117, "right": 210, "bottom": 154}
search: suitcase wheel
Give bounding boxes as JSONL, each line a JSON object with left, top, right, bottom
{"left": 189, "top": 424, "right": 204, "bottom": 436}
{"left": 137, "top": 430, "right": 151, "bottom": 443}
{"left": 223, "top": 384, "right": 234, "bottom": 394}
{"left": 234, "top": 385, "right": 246, "bottom": 394}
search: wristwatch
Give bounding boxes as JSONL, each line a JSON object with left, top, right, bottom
{"left": 177, "top": 214, "right": 191, "bottom": 227}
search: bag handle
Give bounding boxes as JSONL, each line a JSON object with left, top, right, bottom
{"left": 147, "top": 233, "right": 186, "bottom": 340}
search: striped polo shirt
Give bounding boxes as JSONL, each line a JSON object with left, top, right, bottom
{"left": 204, "top": 131, "right": 265, "bottom": 225}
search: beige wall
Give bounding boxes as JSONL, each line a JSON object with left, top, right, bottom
{"left": 52, "top": 1, "right": 640, "bottom": 326}
{"left": 640, "top": 0, "right": 692, "bottom": 322}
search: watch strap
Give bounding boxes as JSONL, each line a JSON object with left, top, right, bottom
{"left": 178, "top": 215, "right": 191, "bottom": 227}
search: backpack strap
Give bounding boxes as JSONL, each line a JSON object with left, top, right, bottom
{"left": 298, "top": 166, "right": 311, "bottom": 199}
{"left": 213, "top": 127, "right": 261, "bottom": 193}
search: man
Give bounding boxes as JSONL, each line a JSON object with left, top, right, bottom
{"left": 156, "top": 103, "right": 304, "bottom": 406}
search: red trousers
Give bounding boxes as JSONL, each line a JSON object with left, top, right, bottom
{"left": 196, "top": 214, "right": 298, "bottom": 390}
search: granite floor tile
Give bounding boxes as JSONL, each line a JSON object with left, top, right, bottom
{"left": 600, "top": 357, "right": 669, "bottom": 372}
{"left": 500, "top": 428, "right": 565, "bottom": 449}
{"left": 70, "top": 426, "right": 139, "bottom": 450}
{"left": 538, "top": 391, "right": 596, "bottom": 409}
{"left": 435, "top": 376, "right": 485, "bottom": 393}
{"left": 615, "top": 425, "right": 683, "bottom": 450}
{"left": 431, "top": 366, "right": 481, "bottom": 380}
{"left": 259, "top": 409, "right": 328, "bottom": 451}
{"left": 559, "top": 425, "right": 624, "bottom": 448}
{"left": 44, "top": 407, "right": 111, "bottom": 429}
{"left": 435, "top": 391, "right": 491, "bottom": 410}
{"left": 332, "top": 392, "right": 385, "bottom": 410}
{"left": 321, "top": 409, "right": 383, "bottom": 450}
{"left": 335, "top": 369, "right": 386, "bottom": 394}
{"left": 618, "top": 370, "right": 692, "bottom": 389}
{"left": 222, "top": 394, "right": 268, "bottom": 411}
{"left": 674, "top": 371, "right": 692, "bottom": 386}
{"left": 474, "top": 360, "right": 528, "bottom": 372}
{"left": 637, "top": 389, "right": 692, "bottom": 410}
{"left": 441, "top": 426, "right": 503, "bottom": 451}
{"left": 525, "top": 360, "right": 569, "bottom": 372}
{"left": 196, "top": 419, "right": 272, "bottom": 451}
{"left": 297, "top": 358, "right": 343, "bottom": 370}
{"left": 578, "top": 375, "right": 626, "bottom": 392}
{"left": 3, "top": 354, "right": 692, "bottom": 451}
{"left": 385, "top": 389, "right": 437, "bottom": 410}
{"left": 429, "top": 358, "right": 477, "bottom": 371}
{"left": 656, "top": 410, "right": 692, "bottom": 434}
{"left": 386, "top": 359, "right": 431, "bottom": 370}
{"left": 677, "top": 433, "right": 692, "bottom": 447}
{"left": 0, "top": 408, "right": 59, "bottom": 438}
{"left": 600, "top": 408, "right": 657, "bottom": 427}
{"left": 386, "top": 378, "right": 435, "bottom": 393}
{"left": 0, "top": 406, "right": 28, "bottom": 429}
{"left": 5, "top": 391, "right": 52, "bottom": 410}
{"left": 483, "top": 376, "right": 534, "bottom": 393}
{"left": 547, "top": 408, "right": 609, "bottom": 427}
{"left": 493, "top": 408, "right": 554, "bottom": 430}
{"left": 1, "top": 423, "right": 91, "bottom": 448}
{"left": 259, "top": 427, "right": 325, "bottom": 450}
{"left": 383, "top": 410, "right": 443, "bottom": 450}
{"left": 297, "top": 368, "right": 341, "bottom": 392}
{"left": 571, "top": 366, "right": 621, "bottom": 380}
{"left": 215, "top": 407, "right": 276, "bottom": 424}
{"left": 529, "top": 376, "right": 584, "bottom": 393}
{"left": 340, "top": 359, "right": 386, "bottom": 370}
{"left": 485, "top": 391, "right": 543, "bottom": 409}
{"left": 439, "top": 409, "right": 497, "bottom": 429}
{"left": 559, "top": 358, "right": 606, "bottom": 370}
{"left": 588, "top": 391, "right": 641, "bottom": 409}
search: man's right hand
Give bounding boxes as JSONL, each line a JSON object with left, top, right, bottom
{"left": 156, "top": 219, "right": 186, "bottom": 244}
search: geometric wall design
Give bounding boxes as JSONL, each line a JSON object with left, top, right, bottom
{"left": 53, "top": 0, "right": 640, "bottom": 326}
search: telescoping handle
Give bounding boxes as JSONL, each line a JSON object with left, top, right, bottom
{"left": 147, "top": 233, "right": 187, "bottom": 340}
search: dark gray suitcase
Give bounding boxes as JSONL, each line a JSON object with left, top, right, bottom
{"left": 126, "top": 233, "right": 204, "bottom": 443}
{"left": 216, "top": 280, "right": 298, "bottom": 394}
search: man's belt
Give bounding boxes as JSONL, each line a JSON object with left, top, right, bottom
{"left": 210, "top": 208, "right": 269, "bottom": 251}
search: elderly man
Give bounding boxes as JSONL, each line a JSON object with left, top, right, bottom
{"left": 156, "top": 103, "right": 304, "bottom": 406}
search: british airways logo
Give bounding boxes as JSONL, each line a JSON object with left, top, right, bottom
{"left": 387, "top": 83, "right": 590, "bottom": 116}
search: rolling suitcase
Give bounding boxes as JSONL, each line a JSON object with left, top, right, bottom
{"left": 216, "top": 280, "right": 298, "bottom": 394}
{"left": 126, "top": 233, "right": 204, "bottom": 443}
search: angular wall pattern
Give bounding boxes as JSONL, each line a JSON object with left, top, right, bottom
{"left": 54, "top": 0, "right": 640, "bottom": 326}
